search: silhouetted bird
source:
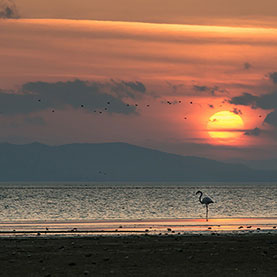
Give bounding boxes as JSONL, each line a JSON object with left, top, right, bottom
{"left": 196, "top": 191, "right": 214, "bottom": 221}
{"left": 81, "top": 105, "right": 84, "bottom": 108}
{"left": 190, "top": 101, "right": 193, "bottom": 104}
{"left": 107, "top": 102, "right": 110, "bottom": 105}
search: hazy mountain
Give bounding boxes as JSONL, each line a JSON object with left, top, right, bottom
{"left": 0, "top": 142, "right": 276, "bottom": 182}
{"left": 226, "top": 158, "right": 277, "bottom": 171}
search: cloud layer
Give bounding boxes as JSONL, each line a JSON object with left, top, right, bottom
{"left": 0, "top": 79, "right": 146, "bottom": 115}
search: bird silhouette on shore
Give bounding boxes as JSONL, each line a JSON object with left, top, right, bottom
{"left": 196, "top": 191, "right": 214, "bottom": 221}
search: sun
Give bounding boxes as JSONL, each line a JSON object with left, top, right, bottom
{"left": 207, "top": 111, "right": 244, "bottom": 140}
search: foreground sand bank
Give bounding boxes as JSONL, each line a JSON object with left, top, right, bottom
{"left": 0, "top": 234, "right": 276, "bottom": 276}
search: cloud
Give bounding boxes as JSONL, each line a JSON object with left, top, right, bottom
{"left": 264, "top": 111, "right": 277, "bottom": 126}
{"left": 0, "top": 0, "right": 19, "bottom": 18}
{"left": 244, "top": 127, "right": 261, "bottom": 136}
{"left": 230, "top": 91, "right": 277, "bottom": 110}
{"left": 243, "top": 62, "right": 252, "bottom": 70}
{"left": 193, "top": 85, "right": 226, "bottom": 96}
{"left": 229, "top": 92, "right": 258, "bottom": 107}
{"left": 269, "top": 72, "right": 277, "bottom": 84}
{"left": 109, "top": 80, "right": 146, "bottom": 99}
{"left": 0, "top": 79, "right": 146, "bottom": 116}
{"left": 166, "top": 82, "right": 184, "bottom": 93}
{"left": 229, "top": 74, "right": 277, "bottom": 128}
{"left": 122, "top": 81, "right": 146, "bottom": 93}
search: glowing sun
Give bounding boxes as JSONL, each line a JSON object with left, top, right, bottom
{"left": 207, "top": 111, "right": 244, "bottom": 140}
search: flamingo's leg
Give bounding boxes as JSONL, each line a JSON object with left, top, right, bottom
{"left": 206, "top": 205, "right": 208, "bottom": 222}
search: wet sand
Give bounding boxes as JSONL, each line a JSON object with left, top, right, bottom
{"left": 1, "top": 217, "right": 277, "bottom": 233}
{"left": 0, "top": 233, "right": 277, "bottom": 276}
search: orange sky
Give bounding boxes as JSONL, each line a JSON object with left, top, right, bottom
{"left": 16, "top": 0, "right": 277, "bottom": 27}
{"left": 1, "top": 1, "right": 277, "bottom": 160}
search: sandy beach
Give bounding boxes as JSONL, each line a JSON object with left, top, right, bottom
{"left": 0, "top": 233, "right": 276, "bottom": 276}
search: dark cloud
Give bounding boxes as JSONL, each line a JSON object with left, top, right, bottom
{"left": 244, "top": 127, "right": 261, "bottom": 137}
{"left": 229, "top": 91, "right": 277, "bottom": 110}
{"left": 166, "top": 82, "right": 184, "bottom": 93}
{"left": 122, "top": 81, "right": 146, "bottom": 93}
{"left": 243, "top": 62, "right": 252, "bottom": 70}
{"left": 229, "top": 74, "right": 277, "bottom": 128}
{"left": 232, "top": 108, "right": 243, "bottom": 115}
{"left": 269, "top": 72, "right": 277, "bottom": 84}
{"left": 229, "top": 92, "right": 258, "bottom": 108}
{"left": 193, "top": 85, "right": 208, "bottom": 92}
{"left": 109, "top": 80, "right": 146, "bottom": 99}
{"left": 264, "top": 111, "right": 277, "bottom": 126}
{"left": 193, "top": 85, "right": 226, "bottom": 96}
{"left": 230, "top": 90, "right": 277, "bottom": 127}
{"left": 0, "top": 0, "right": 19, "bottom": 18}
{"left": 0, "top": 79, "right": 146, "bottom": 115}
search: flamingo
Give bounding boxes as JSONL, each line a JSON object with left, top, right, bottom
{"left": 196, "top": 191, "right": 214, "bottom": 221}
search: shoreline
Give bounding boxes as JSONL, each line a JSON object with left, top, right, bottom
{"left": 0, "top": 233, "right": 276, "bottom": 276}
{"left": 1, "top": 217, "right": 276, "bottom": 236}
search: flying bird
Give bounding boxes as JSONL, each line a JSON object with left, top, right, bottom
{"left": 196, "top": 191, "right": 214, "bottom": 221}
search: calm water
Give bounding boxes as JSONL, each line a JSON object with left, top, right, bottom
{"left": 0, "top": 183, "right": 276, "bottom": 222}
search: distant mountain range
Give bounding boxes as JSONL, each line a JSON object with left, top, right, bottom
{"left": 0, "top": 142, "right": 276, "bottom": 182}
{"left": 226, "top": 158, "right": 277, "bottom": 171}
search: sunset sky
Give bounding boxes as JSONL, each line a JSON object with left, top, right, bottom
{"left": 1, "top": 0, "right": 277, "bottom": 160}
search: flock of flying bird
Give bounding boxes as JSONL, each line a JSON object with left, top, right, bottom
{"left": 35, "top": 98, "right": 193, "bottom": 119}
{"left": 35, "top": 97, "right": 264, "bottom": 120}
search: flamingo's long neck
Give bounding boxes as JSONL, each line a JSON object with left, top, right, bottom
{"left": 198, "top": 192, "right": 203, "bottom": 204}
